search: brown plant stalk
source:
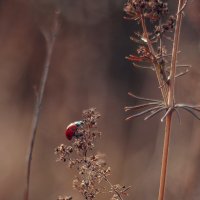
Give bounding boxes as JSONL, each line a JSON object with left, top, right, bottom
{"left": 124, "top": 0, "right": 193, "bottom": 199}
{"left": 140, "top": 14, "right": 168, "bottom": 104}
{"left": 24, "top": 10, "right": 59, "bottom": 200}
{"left": 158, "top": 0, "right": 184, "bottom": 200}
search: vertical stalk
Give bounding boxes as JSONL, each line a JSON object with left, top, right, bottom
{"left": 24, "top": 11, "right": 59, "bottom": 200}
{"left": 158, "top": 1, "right": 184, "bottom": 200}
{"left": 158, "top": 113, "right": 172, "bottom": 200}
{"left": 168, "top": 0, "right": 184, "bottom": 106}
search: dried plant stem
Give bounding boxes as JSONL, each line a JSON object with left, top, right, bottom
{"left": 158, "top": 114, "right": 172, "bottom": 200}
{"left": 168, "top": 0, "right": 184, "bottom": 106}
{"left": 24, "top": 11, "right": 59, "bottom": 200}
{"left": 158, "top": 1, "right": 184, "bottom": 200}
{"left": 140, "top": 15, "right": 168, "bottom": 104}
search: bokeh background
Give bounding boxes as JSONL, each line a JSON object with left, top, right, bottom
{"left": 1, "top": 0, "right": 200, "bottom": 199}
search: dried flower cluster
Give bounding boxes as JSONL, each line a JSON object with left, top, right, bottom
{"left": 124, "top": 0, "right": 176, "bottom": 78}
{"left": 55, "top": 108, "right": 130, "bottom": 200}
{"left": 124, "top": 0, "right": 169, "bottom": 21}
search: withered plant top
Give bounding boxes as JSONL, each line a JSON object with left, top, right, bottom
{"left": 55, "top": 108, "right": 130, "bottom": 200}
{"left": 124, "top": 0, "right": 200, "bottom": 122}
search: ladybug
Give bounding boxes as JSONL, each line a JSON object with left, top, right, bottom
{"left": 65, "top": 121, "right": 83, "bottom": 140}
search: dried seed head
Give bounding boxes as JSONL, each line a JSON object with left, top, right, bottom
{"left": 55, "top": 108, "right": 130, "bottom": 199}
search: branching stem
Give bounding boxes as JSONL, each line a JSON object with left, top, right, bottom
{"left": 103, "top": 177, "right": 124, "bottom": 200}
{"left": 140, "top": 14, "right": 168, "bottom": 104}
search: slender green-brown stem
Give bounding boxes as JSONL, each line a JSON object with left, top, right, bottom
{"left": 24, "top": 11, "right": 59, "bottom": 200}
{"left": 158, "top": 1, "right": 184, "bottom": 200}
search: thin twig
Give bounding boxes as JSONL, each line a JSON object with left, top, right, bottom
{"left": 144, "top": 107, "right": 166, "bottom": 120}
{"left": 161, "top": 107, "right": 173, "bottom": 122}
{"left": 132, "top": 62, "right": 154, "bottom": 70}
{"left": 179, "top": 107, "right": 200, "bottom": 120}
{"left": 125, "top": 105, "right": 163, "bottom": 120}
{"left": 175, "top": 68, "right": 190, "bottom": 78}
{"left": 174, "top": 108, "right": 181, "bottom": 124}
{"left": 24, "top": 10, "right": 60, "bottom": 200}
{"left": 128, "top": 92, "right": 162, "bottom": 102}
{"left": 125, "top": 102, "right": 162, "bottom": 111}
{"left": 103, "top": 177, "right": 124, "bottom": 200}
{"left": 176, "top": 103, "right": 200, "bottom": 109}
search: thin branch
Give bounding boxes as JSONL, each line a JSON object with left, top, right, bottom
{"left": 175, "top": 68, "right": 190, "bottom": 78}
{"left": 144, "top": 107, "right": 166, "bottom": 120}
{"left": 179, "top": 107, "right": 200, "bottom": 120}
{"left": 125, "top": 105, "right": 163, "bottom": 120}
{"left": 161, "top": 107, "right": 173, "bottom": 122}
{"left": 140, "top": 14, "right": 168, "bottom": 104}
{"left": 128, "top": 92, "right": 162, "bottom": 102}
{"left": 176, "top": 103, "right": 200, "bottom": 109}
{"left": 103, "top": 177, "right": 124, "bottom": 200}
{"left": 125, "top": 102, "right": 162, "bottom": 111}
{"left": 156, "top": 51, "right": 181, "bottom": 59}
{"left": 176, "top": 64, "right": 192, "bottom": 68}
{"left": 24, "top": 10, "right": 60, "bottom": 200}
{"left": 132, "top": 62, "right": 154, "bottom": 71}
{"left": 174, "top": 108, "right": 181, "bottom": 124}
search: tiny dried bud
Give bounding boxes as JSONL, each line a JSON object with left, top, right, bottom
{"left": 106, "top": 167, "right": 111, "bottom": 173}
{"left": 67, "top": 146, "right": 73, "bottom": 153}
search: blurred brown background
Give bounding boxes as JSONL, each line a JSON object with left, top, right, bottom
{"left": 1, "top": 0, "right": 200, "bottom": 199}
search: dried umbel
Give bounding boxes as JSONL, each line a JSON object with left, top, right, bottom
{"left": 55, "top": 108, "right": 130, "bottom": 200}
{"left": 124, "top": 0, "right": 169, "bottom": 21}
{"left": 124, "top": 0, "right": 176, "bottom": 71}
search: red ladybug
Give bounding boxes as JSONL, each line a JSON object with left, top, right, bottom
{"left": 65, "top": 121, "right": 83, "bottom": 140}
